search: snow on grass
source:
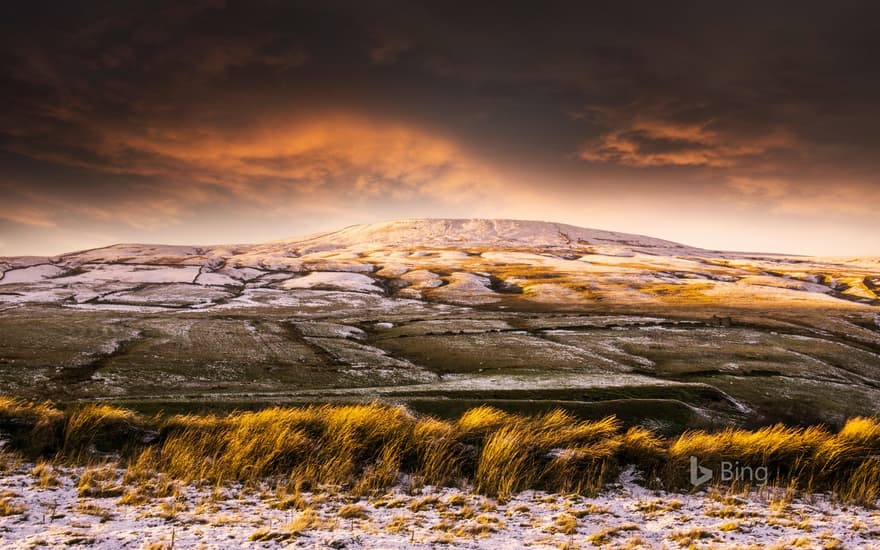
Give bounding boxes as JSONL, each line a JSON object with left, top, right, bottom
{"left": 280, "top": 272, "right": 380, "bottom": 293}
{"left": 517, "top": 281, "right": 584, "bottom": 303}
{"left": 287, "top": 218, "right": 698, "bottom": 252}
{"left": 99, "top": 284, "right": 233, "bottom": 307}
{"left": 53, "top": 264, "right": 201, "bottom": 284}
{"left": 0, "top": 264, "right": 66, "bottom": 285}
{"left": 294, "top": 322, "right": 365, "bottom": 339}
{"left": 400, "top": 269, "right": 443, "bottom": 289}
{"left": 1, "top": 218, "right": 877, "bottom": 310}
{"left": 194, "top": 270, "right": 243, "bottom": 286}
{"left": 62, "top": 244, "right": 208, "bottom": 265}
{"left": 429, "top": 272, "right": 499, "bottom": 305}
{"left": 1, "top": 464, "right": 876, "bottom": 549}
{"left": 215, "top": 289, "right": 432, "bottom": 317}
{"left": 374, "top": 264, "right": 409, "bottom": 277}
{"left": 735, "top": 275, "right": 833, "bottom": 294}
{"left": 0, "top": 284, "right": 75, "bottom": 304}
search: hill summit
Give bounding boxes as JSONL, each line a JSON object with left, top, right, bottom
{"left": 281, "top": 218, "right": 697, "bottom": 252}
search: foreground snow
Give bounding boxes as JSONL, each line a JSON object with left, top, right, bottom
{"left": 1, "top": 464, "right": 877, "bottom": 549}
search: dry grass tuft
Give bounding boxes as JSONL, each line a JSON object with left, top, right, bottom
{"left": 338, "top": 503, "right": 370, "bottom": 519}
{"left": 0, "top": 496, "right": 26, "bottom": 516}
{"left": 63, "top": 404, "right": 149, "bottom": 460}
{"left": 668, "top": 527, "right": 715, "bottom": 545}
{"left": 75, "top": 501, "right": 114, "bottom": 522}
{"left": 0, "top": 397, "right": 63, "bottom": 456}
{"left": 32, "top": 461, "right": 60, "bottom": 488}
{"left": 77, "top": 464, "right": 124, "bottom": 498}
{"left": 587, "top": 523, "right": 639, "bottom": 545}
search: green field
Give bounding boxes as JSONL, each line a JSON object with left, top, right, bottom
{"left": 2, "top": 297, "right": 878, "bottom": 434}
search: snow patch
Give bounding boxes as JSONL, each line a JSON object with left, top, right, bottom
{"left": 280, "top": 272, "right": 380, "bottom": 293}
{"left": 0, "top": 264, "right": 66, "bottom": 284}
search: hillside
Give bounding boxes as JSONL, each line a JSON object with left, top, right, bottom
{"left": 0, "top": 219, "right": 878, "bottom": 429}
{"left": 0, "top": 218, "right": 877, "bottom": 311}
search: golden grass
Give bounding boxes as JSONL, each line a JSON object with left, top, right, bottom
{"left": 32, "top": 461, "right": 60, "bottom": 488}
{"left": 75, "top": 501, "right": 114, "bottom": 522}
{"left": 0, "top": 396, "right": 63, "bottom": 455}
{"left": 338, "top": 503, "right": 370, "bottom": 519}
{"left": 475, "top": 412, "right": 621, "bottom": 498}
{"left": 77, "top": 464, "right": 124, "bottom": 498}
{"left": 587, "top": 523, "right": 640, "bottom": 545}
{"left": 63, "top": 404, "right": 147, "bottom": 459}
{"left": 668, "top": 527, "right": 715, "bottom": 545}
{"left": 0, "top": 496, "right": 26, "bottom": 516}
{"left": 0, "top": 397, "right": 877, "bottom": 504}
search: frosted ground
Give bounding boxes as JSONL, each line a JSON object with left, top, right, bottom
{"left": 1, "top": 463, "right": 878, "bottom": 549}
{"left": 1, "top": 219, "right": 878, "bottom": 429}
{"left": 1, "top": 219, "right": 878, "bottom": 312}
{"left": 1, "top": 220, "right": 879, "bottom": 548}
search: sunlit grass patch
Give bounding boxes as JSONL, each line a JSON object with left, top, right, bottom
{"left": 587, "top": 523, "right": 640, "bottom": 545}
{"left": 75, "top": 501, "right": 114, "bottom": 522}
{"left": 668, "top": 527, "right": 715, "bottom": 546}
{"left": 77, "top": 464, "right": 124, "bottom": 498}
{"left": 32, "top": 461, "right": 60, "bottom": 488}
{"left": 338, "top": 503, "right": 370, "bottom": 519}
{"left": 63, "top": 404, "right": 151, "bottom": 459}
{"left": 0, "top": 396, "right": 64, "bottom": 456}
{"left": 0, "top": 396, "right": 877, "bottom": 505}
{"left": 0, "top": 496, "right": 26, "bottom": 516}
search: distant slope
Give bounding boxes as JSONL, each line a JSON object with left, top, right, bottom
{"left": 276, "top": 218, "right": 699, "bottom": 253}
{"left": 0, "top": 218, "right": 877, "bottom": 310}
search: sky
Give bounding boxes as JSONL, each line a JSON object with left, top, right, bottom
{"left": 1, "top": 1, "right": 878, "bottom": 257}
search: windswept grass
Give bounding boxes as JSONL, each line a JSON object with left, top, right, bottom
{"left": 0, "top": 397, "right": 877, "bottom": 504}
{"left": 0, "top": 396, "right": 64, "bottom": 455}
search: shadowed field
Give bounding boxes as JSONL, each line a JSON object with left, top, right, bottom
{"left": 1, "top": 303, "right": 878, "bottom": 431}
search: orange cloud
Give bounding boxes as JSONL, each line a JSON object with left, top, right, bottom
{"left": 578, "top": 118, "right": 795, "bottom": 168}
{"left": 0, "top": 114, "right": 503, "bottom": 227}
{"left": 98, "top": 116, "right": 496, "bottom": 201}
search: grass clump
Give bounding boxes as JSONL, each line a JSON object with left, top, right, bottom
{"left": 587, "top": 523, "right": 640, "bottom": 545}
{"left": 0, "top": 496, "right": 26, "bottom": 516}
{"left": 0, "top": 397, "right": 63, "bottom": 456}
{"left": 338, "top": 503, "right": 370, "bottom": 519}
{"left": 32, "top": 461, "right": 60, "bottom": 488}
{"left": 476, "top": 412, "right": 621, "bottom": 498}
{"left": 63, "top": 404, "right": 151, "bottom": 460}
{"left": 77, "top": 464, "right": 124, "bottom": 498}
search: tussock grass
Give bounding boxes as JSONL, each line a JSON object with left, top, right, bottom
{"left": 476, "top": 411, "right": 621, "bottom": 498}
{"left": 0, "top": 496, "right": 26, "bottom": 516}
{"left": 31, "top": 461, "right": 60, "bottom": 488}
{"left": 77, "top": 464, "right": 124, "bottom": 498}
{"left": 0, "top": 397, "right": 63, "bottom": 456}
{"left": 63, "top": 404, "right": 150, "bottom": 459}
{"left": 0, "top": 397, "right": 877, "bottom": 505}
{"left": 587, "top": 523, "right": 640, "bottom": 545}
{"left": 338, "top": 503, "right": 370, "bottom": 519}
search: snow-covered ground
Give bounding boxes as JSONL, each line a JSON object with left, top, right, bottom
{"left": 1, "top": 463, "right": 877, "bottom": 549}
{"left": 0, "top": 218, "right": 877, "bottom": 311}
{"left": 280, "top": 272, "right": 381, "bottom": 294}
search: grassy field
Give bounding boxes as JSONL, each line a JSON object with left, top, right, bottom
{"left": 0, "top": 302, "right": 877, "bottom": 432}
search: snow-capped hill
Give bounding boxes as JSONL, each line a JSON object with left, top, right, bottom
{"left": 279, "top": 218, "right": 696, "bottom": 252}
{"left": 60, "top": 244, "right": 214, "bottom": 265}
{"left": 0, "top": 218, "right": 877, "bottom": 311}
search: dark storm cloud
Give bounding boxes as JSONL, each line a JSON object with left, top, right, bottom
{"left": 0, "top": 1, "right": 878, "bottom": 254}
